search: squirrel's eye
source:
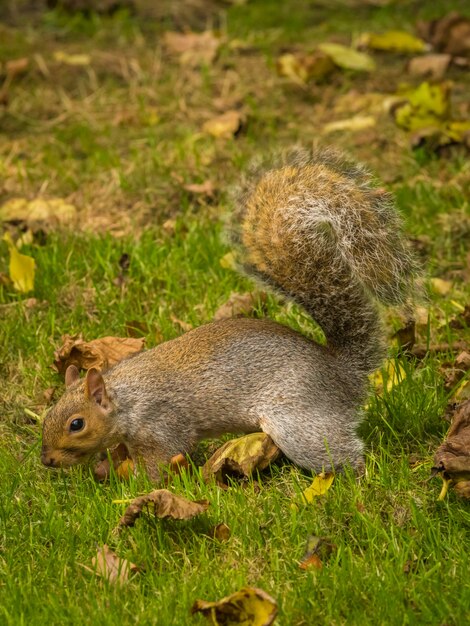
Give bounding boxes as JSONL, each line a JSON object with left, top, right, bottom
{"left": 69, "top": 418, "right": 85, "bottom": 432}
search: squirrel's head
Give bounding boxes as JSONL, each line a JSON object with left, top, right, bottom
{"left": 41, "top": 365, "right": 117, "bottom": 469}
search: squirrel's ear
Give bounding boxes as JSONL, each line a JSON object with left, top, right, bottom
{"left": 85, "top": 368, "right": 109, "bottom": 407}
{"left": 65, "top": 365, "right": 80, "bottom": 388}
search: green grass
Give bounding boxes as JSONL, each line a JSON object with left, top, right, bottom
{"left": 1, "top": 1, "right": 470, "bottom": 624}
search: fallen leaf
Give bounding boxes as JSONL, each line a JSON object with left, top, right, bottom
{"left": 192, "top": 587, "right": 277, "bottom": 626}
{"left": 213, "top": 292, "right": 267, "bottom": 321}
{"left": 116, "top": 489, "right": 209, "bottom": 530}
{"left": 433, "top": 399, "right": 470, "bottom": 499}
{"left": 407, "top": 54, "right": 452, "bottom": 79}
{"left": 163, "top": 31, "right": 221, "bottom": 66}
{"left": 5, "top": 57, "right": 29, "bottom": 78}
{"left": 301, "top": 472, "right": 335, "bottom": 503}
{"left": 170, "top": 314, "right": 193, "bottom": 333}
{"left": 210, "top": 523, "right": 231, "bottom": 542}
{"left": 52, "top": 334, "right": 145, "bottom": 375}
{"left": 203, "top": 110, "right": 243, "bottom": 138}
{"left": 202, "top": 433, "right": 281, "bottom": 484}
{"left": 183, "top": 180, "right": 215, "bottom": 196}
{"left": 220, "top": 251, "right": 237, "bottom": 270}
{"left": 359, "top": 31, "right": 427, "bottom": 53}
{"left": 372, "top": 360, "right": 406, "bottom": 394}
{"left": 3, "top": 232, "right": 35, "bottom": 293}
{"left": 417, "top": 13, "right": 470, "bottom": 57}
{"left": 276, "top": 51, "right": 335, "bottom": 84}
{"left": 430, "top": 277, "right": 452, "bottom": 296}
{"left": 317, "top": 42, "right": 376, "bottom": 72}
{"left": 53, "top": 51, "right": 91, "bottom": 66}
{"left": 323, "top": 115, "right": 376, "bottom": 134}
{"left": 299, "top": 535, "right": 337, "bottom": 571}
{"left": 0, "top": 197, "right": 77, "bottom": 228}
{"left": 89, "top": 545, "right": 139, "bottom": 584}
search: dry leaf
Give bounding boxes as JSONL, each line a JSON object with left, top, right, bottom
{"left": 192, "top": 587, "right": 278, "bottom": 626}
{"left": 220, "top": 252, "right": 237, "bottom": 270}
{"left": 323, "top": 115, "right": 376, "bottom": 134}
{"left": 213, "top": 292, "right": 267, "bottom": 321}
{"left": 3, "top": 232, "right": 35, "bottom": 293}
{"left": 52, "top": 334, "right": 145, "bottom": 375}
{"left": 301, "top": 472, "right": 335, "bottom": 503}
{"left": 183, "top": 180, "right": 215, "bottom": 196}
{"left": 0, "top": 197, "right": 77, "bottom": 228}
{"left": 433, "top": 399, "right": 470, "bottom": 499}
{"left": 116, "top": 489, "right": 209, "bottom": 529}
{"left": 276, "top": 51, "right": 335, "bottom": 84}
{"left": 203, "top": 110, "right": 243, "bottom": 138}
{"left": 299, "top": 535, "right": 336, "bottom": 570}
{"left": 163, "top": 31, "right": 221, "bottom": 66}
{"left": 210, "top": 523, "right": 231, "bottom": 542}
{"left": 359, "top": 31, "right": 427, "bottom": 53}
{"left": 170, "top": 314, "right": 193, "bottom": 333}
{"left": 89, "top": 545, "right": 139, "bottom": 584}
{"left": 407, "top": 54, "right": 452, "bottom": 79}
{"left": 202, "top": 433, "right": 281, "bottom": 484}
{"left": 317, "top": 42, "right": 376, "bottom": 71}
{"left": 53, "top": 51, "right": 91, "bottom": 66}
{"left": 417, "top": 13, "right": 470, "bottom": 57}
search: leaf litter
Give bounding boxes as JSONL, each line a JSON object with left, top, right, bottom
{"left": 192, "top": 587, "right": 278, "bottom": 626}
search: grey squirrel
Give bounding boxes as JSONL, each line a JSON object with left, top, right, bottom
{"left": 41, "top": 147, "right": 416, "bottom": 480}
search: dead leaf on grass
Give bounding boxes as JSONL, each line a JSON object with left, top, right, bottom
{"left": 299, "top": 535, "right": 337, "bottom": 571}
{"left": 202, "top": 433, "right": 282, "bottom": 484}
{"left": 53, "top": 51, "right": 91, "bottom": 66}
{"left": 301, "top": 472, "right": 335, "bottom": 503}
{"left": 317, "top": 42, "right": 376, "bottom": 71}
{"left": 170, "top": 314, "right": 193, "bottom": 333}
{"left": 359, "top": 31, "right": 427, "bottom": 53}
{"left": 116, "top": 489, "right": 209, "bottom": 530}
{"left": 203, "top": 110, "right": 243, "bottom": 138}
{"left": 407, "top": 54, "right": 452, "bottom": 79}
{"left": 0, "top": 197, "right": 77, "bottom": 228}
{"left": 210, "top": 523, "right": 231, "bottom": 542}
{"left": 86, "top": 545, "right": 140, "bottom": 584}
{"left": 433, "top": 399, "right": 470, "bottom": 499}
{"left": 416, "top": 13, "right": 470, "bottom": 57}
{"left": 213, "top": 291, "right": 267, "bottom": 321}
{"left": 323, "top": 115, "right": 376, "bottom": 134}
{"left": 276, "top": 51, "right": 335, "bottom": 84}
{"left": 163, "top": 30, "right": 221, "bottom": 66}
{"left": 192, "top": 587, "right": 278, "bottom": 626}
{"left": 52, "top": 334, "right": 145, "bottom": 375}
{"left": 3, "top": 232, "right": 35, "bottom": 293}
{"left": 183, "top": 180, "right": 215, "bottom": 196}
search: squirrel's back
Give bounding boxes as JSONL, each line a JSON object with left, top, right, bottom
{"left": 229, "top": 147, "right": 416, "bottom": 377}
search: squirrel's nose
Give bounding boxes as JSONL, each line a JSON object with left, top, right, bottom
{"left": 41, "top": 448, "right": 56, "bottom": 467}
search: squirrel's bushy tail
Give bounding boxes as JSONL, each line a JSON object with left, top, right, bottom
{"left": 230, "top": 147, "right": 416, "bottom": 376}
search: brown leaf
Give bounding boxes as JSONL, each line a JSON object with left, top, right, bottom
{"left": 210, "top": 522, "right": 231, "bottom": 542}
{"left": 52, "top": 334, "right": 145, "bottom": 375}
{"left": 170, "top": 314, "right": 193, "bottom": 333}
{"left": 213, "top": 291, "right": 267, "bottom": 322}
{"left": 433, "top": 399, "right": 470, "bottom": 498}
{"left": 202, "top": 110, "right": 243, "bottom": 138}
{"left": 407, "top": 54, "right": 452, "bottom": 79}
{"left": 116, "top": 489, "right": 209, "bottom": 530}
{"left": 299, "top": 535, "right": 336, "bottom": 571}
{"left": 192, "top": 587, "right": 278, "bottom": 625}
{"left": 416, "top": 13, "right": 470, "bottom": 57}
{"left": 202, "top": 433, "right": 282, "bottom": 484}
{"left": 183, "top": 180, "right": 215, "bottom": 196}
{"left": 163, "top": 31, "right": 221, "bottom": 66}
{"left": 89, "top": 545, "right": 140, "bottom": 584}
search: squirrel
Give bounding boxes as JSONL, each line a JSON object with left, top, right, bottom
{"left": 41, "top": 147, "right": 416, "bottom": 481}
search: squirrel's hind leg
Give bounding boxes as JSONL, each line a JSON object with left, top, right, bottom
{"left": 260, "top": 412, "right": 364, "bottom": 474}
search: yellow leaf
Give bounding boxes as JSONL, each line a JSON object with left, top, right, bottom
{"left": 220, "top": 251, "right": 237, "bottom": 270}
{"left": 203, "top": 110, "right": 243, "bottom": 138}
{"left": 394, "top": 82, "right": 451, "bottom": 131}
{"left": 192, "top": 587, "right": 278, "bottom": 625}
{"left": 430, "top": 277, "right": 452, "bottom": 296}
{"left": 53, "top": 51, "right": 91, "bottom": 66}
{"left": 361, "top": 31, "right": 427, "bottom": 53}
{"left": 302, "top": 472, "right": 335, "bottom": 503}
{"left": 3, "top": 232, "right": 35, "bottom": 293}
{"left": 372, "top": 360, "right": 406, "bottom": 394}
{"left": 323, "top": 115, "right": 376, "bottom": 134}
{"left": 277, "top": 52, "right": 334, "bottom": 84}
{"left": 318, "top": 42, "right": 376, "bottom": 72}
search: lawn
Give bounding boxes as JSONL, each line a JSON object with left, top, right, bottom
{"left": 1, "top": 1, "right": 470, "bottom": 624}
